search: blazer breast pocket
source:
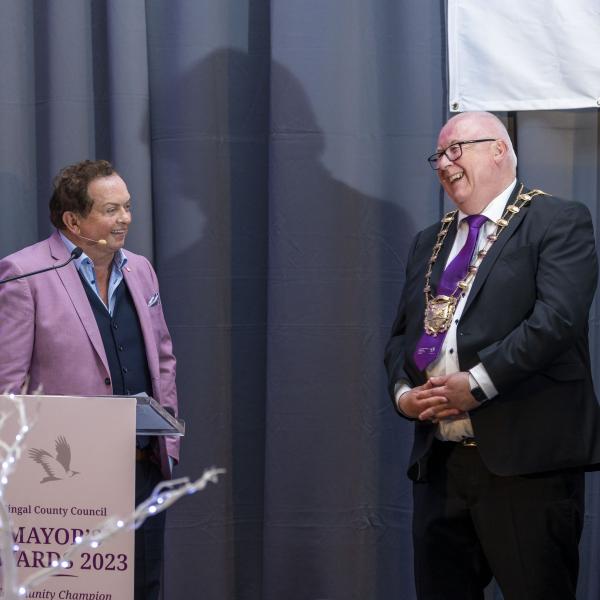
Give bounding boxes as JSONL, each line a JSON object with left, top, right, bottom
{"left": 147, "top": 292, "right": 160, "bottom": 307}
{"left": 483, "top": 245, "right": 537, "bottom": 305}
{"left": 494, "top": 244, "right": 537, "bottom": 279}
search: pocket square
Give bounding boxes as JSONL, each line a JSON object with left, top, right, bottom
{"left": 147, "top": 292, "right": 160, "bottom": 307}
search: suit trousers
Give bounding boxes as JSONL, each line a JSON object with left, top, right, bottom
{"left": 135, "top": 458, "right": 166, "bottom": 600}
{"left": 412, "top": 439, "right": 584, "bottom": 600}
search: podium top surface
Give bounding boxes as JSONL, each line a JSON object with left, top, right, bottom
{"left": 0, "top": 394, "right": 185, "bottom": 437}
{"left": 134, "top": 395, "right": 185, "bottom": 436}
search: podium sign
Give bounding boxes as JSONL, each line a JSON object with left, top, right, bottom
{"left": 0, "top": 395, "right": 136, "bottom": 599}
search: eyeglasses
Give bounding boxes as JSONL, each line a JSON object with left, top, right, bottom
{"left": 427, "top": 138, "right": 496, "bottom": 170}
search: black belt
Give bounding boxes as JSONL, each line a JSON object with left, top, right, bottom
{"left": 436, "top": 437, "right": 477, "bottom": 448}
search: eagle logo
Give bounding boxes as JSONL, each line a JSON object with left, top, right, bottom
{"left": 28, "top": 436, "right": 80, "bottom": 483}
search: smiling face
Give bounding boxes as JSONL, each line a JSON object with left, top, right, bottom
{"left": 64, "top": 174, "right": 132, "bottom": 263}
{"left": 435, "top": 112, "right": 516, "bottom": 214}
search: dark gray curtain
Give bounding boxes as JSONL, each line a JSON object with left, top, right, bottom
{"left": 0, "top": 2, "right": 599, "bottom": 599}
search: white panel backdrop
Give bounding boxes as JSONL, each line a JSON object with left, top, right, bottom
{"left": 448, "top": 0, "right": 600, "bottom": 112}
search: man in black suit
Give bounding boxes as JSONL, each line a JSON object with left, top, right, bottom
{"left": 385, "top": 111, "right": 600, "bottom": 600}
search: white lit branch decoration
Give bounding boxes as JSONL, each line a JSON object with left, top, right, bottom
{"left": 16, "top": 470, "right": 225, "bottom": 597}
{"left": 0, "top": 392, "right": 224, "bottom": 600}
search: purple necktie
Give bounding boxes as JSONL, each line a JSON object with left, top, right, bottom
{"left": 413, "top": 214, "right": 488, "bottom": 371}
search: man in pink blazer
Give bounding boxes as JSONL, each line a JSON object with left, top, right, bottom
{"left": 0, "top": 160, "right": 178, "bottom": 600}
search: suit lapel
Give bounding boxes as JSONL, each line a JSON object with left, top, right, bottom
{"left": 49, "top": 231, "right": 110, "bottom": 374}
{"left": 461, "top": 184, "right": 529, "bottom": 316}
{"left": 123, "top": 266, "right": 160, "bottom": 384}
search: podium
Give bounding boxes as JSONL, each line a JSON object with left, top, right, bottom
{"left": 0, "top": 394, "right": 183, "bottom": 600}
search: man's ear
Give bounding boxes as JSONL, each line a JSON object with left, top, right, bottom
{"left": 62, "top": 211, "right": 79, "bottom": 233}
{"left": 493, "top": 139, "right": 507, "bottom": 162}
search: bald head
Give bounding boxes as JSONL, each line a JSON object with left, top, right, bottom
{"left": 434, "top": 111, "right": 517, "bottom": 214}
{"left": 444, "top": 112, "right": 517, "bottom": 169}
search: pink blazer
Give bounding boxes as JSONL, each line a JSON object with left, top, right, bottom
{"left": 0, "top": 230, "right": 179, "bottom": 478}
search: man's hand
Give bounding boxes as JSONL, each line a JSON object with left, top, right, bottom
{"left": 416, "top": 371, "right": 479, "bottom": 421}
{"left": 398, "top": 380, "right": 453, "bottom": 420}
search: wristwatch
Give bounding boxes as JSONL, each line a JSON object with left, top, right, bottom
{"left": 468, "top": 372, "right": 488, "bottom": 403}
{"left": 470, "top": 385, "right": 488, "bottom": 403}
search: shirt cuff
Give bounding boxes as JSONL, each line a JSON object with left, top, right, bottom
{"left": 394, "top": 381, "right": 413, "bottom": 416}
{"left": 469, "top": 363, "right": 498, "bottom": 401}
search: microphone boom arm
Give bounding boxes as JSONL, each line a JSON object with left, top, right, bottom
{"left": 0, "top": 247, "right": 83, "bottom": 285}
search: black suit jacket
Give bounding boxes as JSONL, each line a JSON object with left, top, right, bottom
{"left": 385, "top": 184, "right": 600, "bottom": 480}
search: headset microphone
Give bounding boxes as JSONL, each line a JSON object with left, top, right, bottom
{"left": 75, "top": 233, "right": 108, "bottom": 246}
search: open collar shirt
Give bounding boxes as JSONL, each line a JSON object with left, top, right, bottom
{"left": 59, "top": 231, "right": 128, "bottom": 316}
